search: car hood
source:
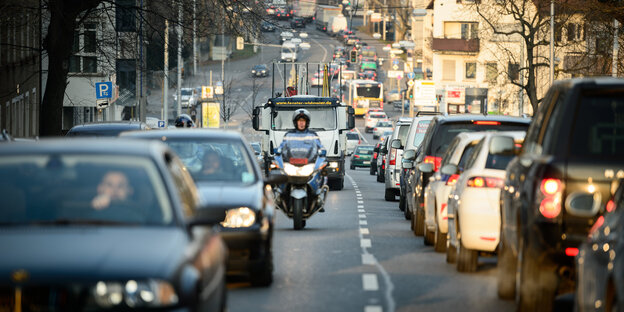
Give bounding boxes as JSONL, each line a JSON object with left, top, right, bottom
{"left": 197, "top": 182, "right": 262, "bottom": 210}
{"left": 0, "top": 227, "right": 188, "bottom": 284}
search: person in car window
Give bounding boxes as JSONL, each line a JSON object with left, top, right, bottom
{"left": 91, "top": 171, "right": 133, "bottom": 210}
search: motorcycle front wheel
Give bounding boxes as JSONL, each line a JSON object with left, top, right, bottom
{"left": 293, "top": 198, "right": 305, "bottom": 230}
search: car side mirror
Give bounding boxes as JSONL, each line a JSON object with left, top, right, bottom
{"left": 188, "top": 206, "right": 229, "bottom": 226}
{"left": 402, "top": 159, "right": 413, "bottom": 169}
{"left": 391, "top": 139, "right": 402, "bottom": 149}
{"left": 403, "top": 149, "right": 416, "bottom": 161}
{"left": 381, "top": 147, "right": 388, "bottom": 154}
{"left": 264, "top": 173, "right": 288, "bottom": 186}
{"left": 440, "top": 164, "right": 458, "bottom": 175}
{"left": 418, "top": 162, "right": 434, "bottom": 173}
{"left": 347, "top": 107, "right": 355, "bottom": 129}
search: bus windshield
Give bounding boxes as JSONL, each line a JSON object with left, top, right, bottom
{"left": 356, "top": 85, "right": 381, "bottom": 98}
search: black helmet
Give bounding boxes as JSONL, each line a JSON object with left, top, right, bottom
{"left": 292, "top": 109, "right": 311, "bottom": 129}
{"left": 175, "top": 114, "right": 195, "bottom": 128}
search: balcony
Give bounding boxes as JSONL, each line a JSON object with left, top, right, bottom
{"left": 432, "top": 38, "right": 480, "bottom": 53}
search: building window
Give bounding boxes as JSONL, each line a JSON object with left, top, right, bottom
{"left": 486, "top": 62, "right": 497, "bottom": 83}
{"left": 461, "top": 23, "right": 478, "bottom": 40}
{"left": 69, "top": 23, "right": 98, "bottom": 74}
{"left": 443, "top": 60, "right": 456, "bottom": 81}
{"left": 116, "top": 0, "right": 136, "bottom": 32}
{"left": 465, "top": 62, "right": 476, "bottom": 79}
{"left": 508, "top": 62, "right": 519, "bottom": 82}
{"left": 555, "top": 22, "right": 563, "bottom": 43}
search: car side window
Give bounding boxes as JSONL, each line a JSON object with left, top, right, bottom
{"left": 523, "top": 88, "right": 557, "bottom": 155}
{"left": 441, "top": 137, "right": 460, "bottom": 167}
{"left": 541, "top": 90, "right": 567, "bottom": 154}
{"left": 464, "top": 139, "right": 484, "bottom": 170}
{"left": 167, "top": 154, "right": 198, "bottom": 218}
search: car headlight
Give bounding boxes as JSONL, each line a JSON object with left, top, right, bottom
{"left": 262, "top": 70, "right": 267, "bottom": 73}
{"left": 283, "top": 163, "right": 315, "bottom": 176}
{"left": 252, "top": 70, "right": 256, "bottom": 73}
{"left": 93, "top": 280, "right": 178, "bottom": 308}
{"left": 329, "top": 161, "right": 339, "bottom": 168}
{"left": 221, "top": 207, "right": 256, "bottom": 228}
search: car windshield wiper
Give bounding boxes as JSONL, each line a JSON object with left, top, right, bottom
{"left": 29, "top": 219, "right": 140, "bottom": 226}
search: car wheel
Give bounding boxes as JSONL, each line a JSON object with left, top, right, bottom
{"left": 497, "top": 232, "right": 516, "bottom": 299}
{"left": 384, "top": 188, "right": 395, "bottom": 201}
{"left": 403, "top": 200, "right": 411, "bottom": 220}
{"left": 399, "top": 195, "right": 406, "bottom": 211}
{"left": 516, "top": 238, "right": 557, "bottom": 311}
{"left": 456, "top": 237, "right": 478, "bottom": 273}
{"left": 250, "top": 243, "right": 274, "bottom": 287}
{"left": 376, "top": 172, "right": 383, "bottom": 182}
{"left": 446, "top": 236, "right": 457, "bottom": 263}
{"left": 350, "top": 163, "right": 355, "bottom": 170}
{"left": 369, "top": 165, "right": 376, "bottom": 175}
{"left": 433, "top": 222, "right": 446, "bottom": 252}
{"left": 413, "top": 203, "right": 424, "bottom": 236}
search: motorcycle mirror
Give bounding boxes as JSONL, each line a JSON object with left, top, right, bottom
{"left": 264, "top": 173, "right": 288, "bottom": 185}
{"left": 319, "top": 149, "right": 327, "bottom": 157}
{"left": 273, "top": 148, "right": 280, "bottom": 155}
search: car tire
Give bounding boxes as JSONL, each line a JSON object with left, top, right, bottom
{"left": 413, "top": 204, "right": 424, "bottom": 236}
{"left": 516, "top": 238, "right": 557, "bottom": 312}
{"left": 424, "top": 228, "right": 434, "bottom": 246}
{"left": 403, "top": 201, "right": 411, "bottom": 220}
{"left": 250, "top": 243, "right": 274, "bottom": 287}
{"left": 350, "top": 163, "right": 355, "bottom": 170}
{"left": 399, "top": 195, "right": 406, "bottom": 211}
{"left": 456, "top": 237, "right": 478, "bottom": 273}
{"left": 376, "top": 172, "right": 383, "bottom": 182}
{"left": 370, "top": 165, "right": 376, "bottom": 175}
{"left": 497, "top": 232, "right": 516, "bottom": 299}
{"left": 329, "top": 178, "right": 344, "bottom": 191}
{"left": 384, "top": 188, "right": 394, "bottom": 201}
{"left": 433, "top": 222, "right": 446, "bottom": 252}
{"left": 446, "top": 237, "right": 457, "bottom": 264}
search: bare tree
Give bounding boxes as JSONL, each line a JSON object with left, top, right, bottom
{"left": 241, "top": 76, "right": 266, "bottom": 120}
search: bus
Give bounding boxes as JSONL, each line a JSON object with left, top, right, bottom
{"left": 347, "top": 80, "right": 383, "bottom": 116}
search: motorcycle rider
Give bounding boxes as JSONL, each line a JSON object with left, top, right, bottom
{"left": 278, "top": 108, "right": 326, "bottom": 212}
{"left": 174, "top": 114, "right": 196, "bottom": 128}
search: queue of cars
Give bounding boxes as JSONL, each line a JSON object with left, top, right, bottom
{"left": 360, "top": 77, "right": 624, "bottom": 311}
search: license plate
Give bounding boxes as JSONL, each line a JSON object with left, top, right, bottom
{"left": 363, "top": 161, "right": 370, "bottom": 165}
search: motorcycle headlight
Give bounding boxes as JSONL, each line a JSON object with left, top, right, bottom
{"left": 284, "top": 163, "right": 315, "bottom": 176}
{"left": 93, "top": 280, "right": 178, "bottom": 308}
{"left": 329, "top": 161, "right": 339, "bottom": 168}
{"left": 221, "top": 207, "right": 256, "bottom": 228}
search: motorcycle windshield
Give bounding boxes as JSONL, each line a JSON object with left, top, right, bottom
{"left": 282, "top": 141, "right": 318, "bottom": 165}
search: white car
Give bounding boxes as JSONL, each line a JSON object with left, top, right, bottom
{"left": 422, "top": 132, "right": 485, "bottom": 252}
{"left": 372, "top": 120, "right": 393, "bottom": 139}
{"left": 346, "top": 131, "right": 361, "bottom": 155}
{"left": 364, "top": 112, "right": 388, "bottom": 132}
{"left": 446, "top": 131, "right": 526, "bottom": 272}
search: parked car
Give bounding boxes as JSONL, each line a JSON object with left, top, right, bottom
{"left": 372, "top": 120, "right": 393, "bottom": 139}
{"left": 383, "top": 118, "right": 413, "bottom": 201}
{"left": 576, "top": 178, "right": 624, "bottom": 312}
{"left": 346, "top": 131, "right": 361, "bottom": 155}
{"left": 0, "top": 139, "right": 229, "bottom": 310}
{"left": 364, "top": 111, "right": 388, "bottom": 132}
{"left": 399, "top": 115, "right": 436, "bottom": 213}
{"left": 408, "top": 115, "right": 531, "bottom": 236}
{"left": 420, "top": 132, "right": 484, "bottom": 251}
{"left": 350, "top": 145, "right": 374, "bottom": 169}
{"left": 497, "top": 78, "right": 624, "bottom": 310}
{"left": 446, "top": 131, "right": 526, "bottom": 272}
{"left": 251, "top": 64, "right": 270, "bottom": 77}
{"left": 121, "top": 129, "right": 284, "bottom": 286}
{"left": 66, "top": 121, "right": 150, "bottom": 137}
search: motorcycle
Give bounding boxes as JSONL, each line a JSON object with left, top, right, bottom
{"left": 272, "top": 141, "right": 329, "bottom": 230}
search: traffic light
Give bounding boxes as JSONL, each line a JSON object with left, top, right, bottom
{"left": 350, "top": 50, "right": 357, "bottom": 63}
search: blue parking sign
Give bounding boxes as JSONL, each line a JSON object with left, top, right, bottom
{"left": 407, "top": 72, "right": 415, "bottom": 79}
{"left": 158, "top": 120, "right": 165, "bottom": 128}
{"left": 95, "top": 82, "right": 113, "bottom": 99}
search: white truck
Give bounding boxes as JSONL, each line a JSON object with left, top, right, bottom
{"left": 281, "top": 41, "right": 298, "bottom": 62}
{"left": 293, "top": 0, "right": 316, "bottom": 23}
{"left": 328, "top": 15, "right": 348, "bottom": 36}
{"left": 253, "top": 95, "right": 355, "bottom": 190}
{"left": 315, "top": 5, "right": 342, "bottom": 32}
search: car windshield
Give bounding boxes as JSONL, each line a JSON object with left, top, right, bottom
{"left": 272, "top": 107, "right": 337, "bottom": 130}
{"left": 181, "top": 89, "right": 193, "bottom": 96}
{"left": 0, "top": 155, "right": 173, "bottom": 226}
{"left": 254, "top": 65, "right": 266, "bottom": 70}
{"left": 165, "top": 139, "right": 257, "bottom": 184}
{"left": 431, "top": 122, "right": 529, "bottom": 157}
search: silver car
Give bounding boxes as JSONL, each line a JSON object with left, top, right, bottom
{"left": 384, "top": 118, "right": 412, "bottom": 201}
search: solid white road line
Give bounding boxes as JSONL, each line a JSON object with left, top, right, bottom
{"left": 360, "top": 239, "right": 372, "bottom": 248}
{"left": 362, "top": 274, "right": 379, "bottom": 291}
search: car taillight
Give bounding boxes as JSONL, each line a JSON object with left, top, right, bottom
{"left": 473, "top": 121, "right": 501, "bottom": 125}
{"left": 565, "top": 247, "right": 579, "bottom": 257}
{"left": 389, "top": 148, "right": 397, "bottom": 165}
{"left": 538, "top": 178, "right": 563, "bottom": 219}
{"left": 607, "top": 199, "right": 616, "bottom": 212}
{"left": 423, "top": 156, "right": 442, "bottom": 172}
{"left": 589, "top": 215, "right": 605, "bottom": 238}
{"left": 373, "top": 152, "right": 378, "bottom": 158}
{"left": 373, "top": 128, "right": 377, "bottom": 132}
{"left": 354, "top": 155, "right": 360, "bottom": 159}
{"left": 466, "top": 177, "right": 504, "bottom": 188}
{"left": 446, "top": 174, "right": 459, "bottom": 186}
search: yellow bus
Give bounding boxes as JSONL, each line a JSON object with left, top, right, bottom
{"left": 347, "top": 80, "right": 384, "bottom": 116}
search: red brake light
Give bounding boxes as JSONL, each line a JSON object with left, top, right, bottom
{"left": 289, "top": 158, "right": 308, "bottom": 165}
{"left": 373, "top": 152, "right": 377, "bottom": 158}
{"left": 423, "top": 156, "right": 442, "bottom": 172}
{"left": 541, "top": 179, "right": 561, "bottom": 195}
{"left": 539, "top": 178, "right": 562, "bottom": 219}
{"left": 354, "top": 155, "right": 360, "bottom": 159}
{"left": 565, "top": 247, "right": 579, "bottom": 257}
{"left": 389, "top": 148, "right": 397, "bottom": 165}
{"left": 467, "top": 177, "right": 504, "bottom": 188}
{"left": 590, "top": 215, "right": 605, "bottom": 237}
{"left": 607, "top": 199, "right": 616, "bottom": 212}
{"left": 473, "top": 121, "right": 501, "bottom": 125}
{"left": 446, "top": 174, "right": 460, "bottom": 186}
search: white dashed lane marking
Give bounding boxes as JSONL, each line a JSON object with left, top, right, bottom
{"left": 359, "top": 220, "right": 368, "bottom": 225}
{"left": 362, "top": 274, "right": 379, "bottom": 291}
{"left": 360, "top": 239, "right": 372, "bottom": 248}
{"left": 360, "top": 228, "right": 370, "bottom": 235}
{"left": 362, "top": 254, "right": 376, "bottom": 265}
{"left": 365, "top": 306, "right": 383, "bottom": 312}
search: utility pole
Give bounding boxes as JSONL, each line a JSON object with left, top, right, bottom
{"left": 614, "top": 19, "right": 619, "bottom": 77}
{"left": 176, "top": 1, "right": 183, "bottom": 117}
{"left": 382, "top": 0, "right": 387, "bottom": 41}
{"left": 193, "top": 0, "right": 197, "bottom": 76}
{"left": 549, "top": 0, "right": 554, "bottom": 85}
{"left": 163, "top": 19, "right": 169, "bottom": 124}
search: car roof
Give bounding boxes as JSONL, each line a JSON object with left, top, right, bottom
{"left": 0, "top": 138, "right": 167, "bottom": 158}
{"left": 434, "top": 114, "right": 531, "bottom": 124}
{"left": 120, "top": 128, "right": 245, "bottom": 141}
{"left": 68, "top": 121, "right": 147, "bottom": 131}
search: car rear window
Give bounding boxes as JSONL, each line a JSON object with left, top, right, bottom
{"left": 355, "top": 146, "right": 374, "bottom": 154}
{"left": 347, "top": 133, "right": 360, "bottom": 140}
{"left": 569, "top": 91, "right": 624, "bottom": 158}
{"left": 430, "top": 122, "right": 528, "bottom": 157}
{"left": 370, "top": 113, "right": 386, "bottom": 119}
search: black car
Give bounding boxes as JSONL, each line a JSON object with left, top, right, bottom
{"left": 260, "top": 21, "right": 276, "bottom": 32}
{"left": 251, "top": 64, "right": 269, "bottom": 77}
{"left": 121, "top": 129, "right": 283, "bottom": 286}
{"left": 408, "top": 115, "right": 531, "bottom": 236}
{"left": 290, "top": 17, "right": 305, "bottom": 28}
{"left": 497, "top": 78, "right": 624, "bottom": 310}
{"left": 66, "top": 121, "right": 150, "bottom": 137}
{"left": 0, "top": 139, "right": 228, "bottom": 310}
{"left": 576, "top": 178, "right": 624, "bottom": 311}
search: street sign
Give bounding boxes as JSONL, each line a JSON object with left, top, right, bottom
{"left": 157, "top": 120, "right": 165, "bottom": 128}
{"left": 236, "top": 36, "right": 244, "bottom": 50}
{"left": 96, "top": 100, "right": 109, "bottom": 109}
{"left": 393, "top": 59, "right": 399, "bottom": 65}
{"left": 387, "top": 70, "right": 403, "bottom": 79}
{"left": 407, "top": 72, "right": 415, "bottom": 79}
{"left": 392, "top": 64, "right": 399, "bottom": 70}
{"left": 407, "top": 80, "right": 415, "bottom": 87}
{"left": 95, "top": 81, "right": 113, "bottom": 99}
{"left": 202, "top": 86, "right": 214, "bottom": 99}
